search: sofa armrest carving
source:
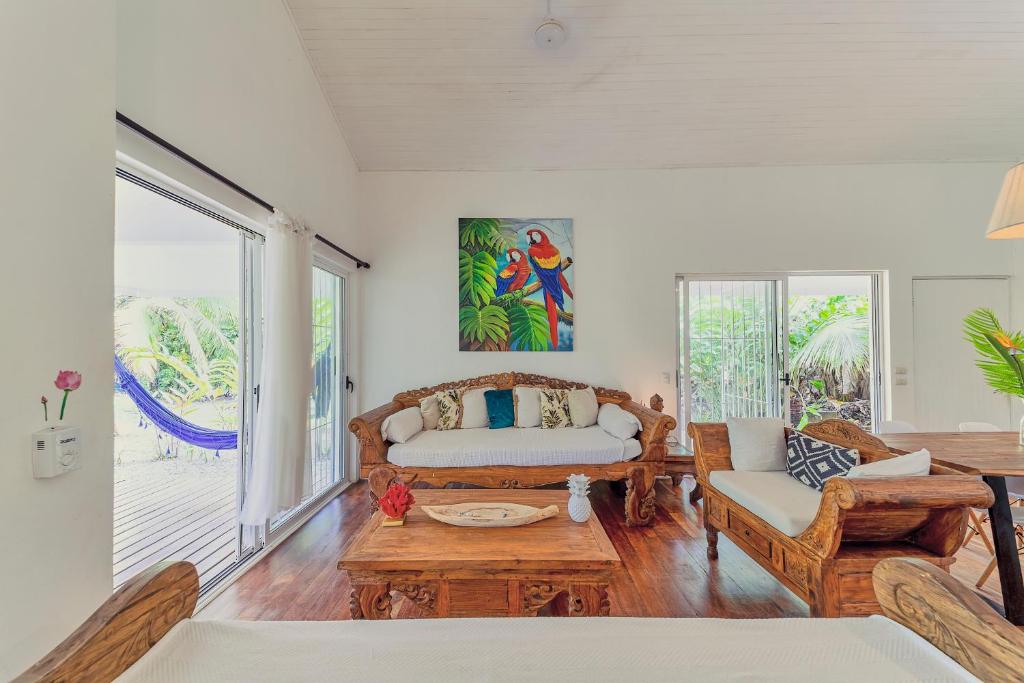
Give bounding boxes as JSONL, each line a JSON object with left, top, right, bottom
{"left": 688, "top": 422, "right": 733, "bottom": 479}
{"left": 797, "top": 475, "right": 995, "bottom": 558}
{"left": 349, "top": 401, "right": 403, "bottom": 466}
{"left": 620, "top": 401, "right": 674, "bottom": 461}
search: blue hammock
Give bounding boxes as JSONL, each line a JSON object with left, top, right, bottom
{"left": 114, "top": 354, "right": 238, "bottom": 453}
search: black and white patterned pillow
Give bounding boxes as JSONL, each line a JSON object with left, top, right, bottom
{"left": 785, "top": 432, "right": 859, "bottom": 491}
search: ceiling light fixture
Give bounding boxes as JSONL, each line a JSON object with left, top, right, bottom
{"left": 535, "top": 0, "right": 567, "bottom": 49}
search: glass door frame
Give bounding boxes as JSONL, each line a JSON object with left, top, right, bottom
{"left": 114, "top": 159, "right": 266, "bottom": 597}
{"left": 677, "top": 274, "right": 788, "bottom": 442}
{"left": 677, "top": 271, "right": 886, "bottom": 444}
{"left": 264, "top": 254, "right": 353, "bottom": 545}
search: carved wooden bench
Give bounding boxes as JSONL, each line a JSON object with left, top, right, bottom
{"left": 350, "top": 373, "right": 676, "bottom": 526}
{"left": 689, "top": 419, "right": 995, "bottom": 617}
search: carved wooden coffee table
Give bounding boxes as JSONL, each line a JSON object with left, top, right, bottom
{"left": 338, "top": 489, "right": 620, "bottom": 618}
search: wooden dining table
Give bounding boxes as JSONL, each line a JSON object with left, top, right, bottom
{"left": 880, "top": 431, "right": 1024, "bottom": 625}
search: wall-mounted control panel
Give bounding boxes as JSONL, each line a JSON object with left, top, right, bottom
{"left": 31, "top": 426, "right": 82, "bottom": 478}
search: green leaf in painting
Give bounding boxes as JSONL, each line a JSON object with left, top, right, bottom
{"left": 508, "top": 303, "right": 550, "bottom": 351}
{"left": 459, "top": 218, "right": 509, "bottom": 253}
{"left": 459, "top": 250, "right": 497, "bottom": 306}
{"left": 459, "top": 305, "right": 509, "bottom": 344}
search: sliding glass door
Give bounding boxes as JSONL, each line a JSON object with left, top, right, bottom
{"left": 310, "top": 264, "right": 347, "bottom": 498}
{"left": 680, "top": 273, "right": 883, "bottom": 440}
{"left": 681, "top": 278, "right": 786, "bottom": 427}
{"left": 269, "top": 262, "right": 349, "bottom": 533}
{"left": 113, "top": 171, "right": 261, "bottom": 592}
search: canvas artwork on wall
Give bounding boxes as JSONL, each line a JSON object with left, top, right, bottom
{"left": 459, "top": 218, "right": 574, "bottom": 352}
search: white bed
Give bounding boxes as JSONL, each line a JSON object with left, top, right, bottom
{"left": 18, "top": 558, "right": 1022, "bottom": 682}
{"left": 116, "top": 615, "right": 976, "bottom": 682}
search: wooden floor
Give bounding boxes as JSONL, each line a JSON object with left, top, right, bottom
{"left": 200, "top": 478, "right": 1006, "bottom": 620}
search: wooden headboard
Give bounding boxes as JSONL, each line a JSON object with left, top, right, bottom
{"left": 14, "top": 561, "right": 198, "bottom": 683}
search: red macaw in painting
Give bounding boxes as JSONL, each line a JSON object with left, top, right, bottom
{"left": 495, "top": 248, "right": 531, "bottom": 297}
{"left": 526, "top": 228, "right": 574, "bottom": 350}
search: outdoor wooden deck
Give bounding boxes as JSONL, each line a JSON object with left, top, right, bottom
{"left": 113, "top": 458, "right": 239, "bottom": 589}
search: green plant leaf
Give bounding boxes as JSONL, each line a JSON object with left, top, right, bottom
{"left": 459, "top": 249, "right": 497, "bottom": 306}
{"left": 508, "top": 303, "right": 550, "bottom": 351}
{"left": 963, "top": 308, "right": 1024, "bottom": 397}
{"left": 459, "top": 305, "right": 508, "bottom": 344}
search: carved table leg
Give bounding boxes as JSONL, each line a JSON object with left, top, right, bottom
{"left": 350, "top": 582, "right": 392, "bottom": 619}
{"left": 624, "top": 465, "right": 656, "bottom": 527}
{"left": 689, "top": 480, "right": 703, "bottom": 505}
{"left": 706, "top": 519, "right": 719, "bottom": 560}
{"left": 568, "top": 583, "right": 611, "bottom": 616}
{"left": 367, "top": 465, "right": 400, "bottom": 512}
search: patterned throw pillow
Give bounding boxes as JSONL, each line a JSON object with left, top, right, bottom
{"left": 539, "top": 388, "right": 573, "bottom": 429}
{"left": 434, "top": 390, "right": 461, "bottom": 431}
{"left": 785, "top": 432, "right": 859, "bottom": 491}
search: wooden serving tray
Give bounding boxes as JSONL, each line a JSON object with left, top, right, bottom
{"left": 421, "top": 501, "right": 559, "bottom": 527}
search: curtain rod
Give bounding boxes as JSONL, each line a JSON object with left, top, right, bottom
{"left": 115, "top": 111, "right": 370, "bottom": 269}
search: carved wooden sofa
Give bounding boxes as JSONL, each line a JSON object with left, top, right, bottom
{"left": 349, "top": 373, "right": 676, "bottom": 526}
{"left": 688, "top": 419, "right": 994, "bottom": 617}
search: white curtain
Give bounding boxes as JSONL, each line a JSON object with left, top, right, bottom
{"left": 240, "top": 210, "right": 313, "bottom": 526}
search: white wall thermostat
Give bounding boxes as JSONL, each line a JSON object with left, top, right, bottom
{"left": 31, "top": 426, "right": 82, "bottom": 478}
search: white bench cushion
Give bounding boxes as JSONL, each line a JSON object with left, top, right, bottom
{"left": 387, "top": 426, "right": 642, "bottom": 468}
{"left": 709, "top": 470, "right": 822, "bottom": 537}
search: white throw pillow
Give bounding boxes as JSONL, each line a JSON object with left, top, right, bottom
{"left": 847, "top": 448, "right": 931, "bottom": 478}
{"left": 380, "top": 406, "right": 423, "bottom": 444}
{"left": 726, "top": 417, "right": 787, "bottom": 471}
{"left": 568, "top": 387, "right": 599, "bottom": 428}
{"left": 514, "top": 386, "right": 542, "bottom": 427}
{"left": 459, "top": 386, "right": 495, "bottom": 429}
{"left": 419, "top": 395, "right": 439, "bottom": 430}
{"left": 597, "top": 403, "right": 642, "bottom": 440}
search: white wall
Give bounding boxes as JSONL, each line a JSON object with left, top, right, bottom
{"left": 358, "top": 163, "right": 1015, "bottom": 427}
{"left": 0, "top": 1, "right": 116, "bottom": 676}
{"left": 0, "top": 1, "right": 363, "bottom": 675}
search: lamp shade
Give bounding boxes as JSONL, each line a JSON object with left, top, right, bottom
{"left": 987, "top": 162, "right": 1024, "bottom": 239}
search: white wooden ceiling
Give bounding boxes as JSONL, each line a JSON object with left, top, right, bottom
{"left": 285, "top": 0, "right": 1024, "bottom": 171}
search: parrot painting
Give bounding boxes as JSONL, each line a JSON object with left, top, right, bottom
{"left": 495, "top": 248, "right": 531, "bottom": 297}
{"left": 526, "top": 228, "right": 574, "bottom": 350}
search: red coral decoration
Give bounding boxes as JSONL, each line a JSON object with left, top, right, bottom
{"left": 379, "top": 482, "right": 415, "bottom": 519}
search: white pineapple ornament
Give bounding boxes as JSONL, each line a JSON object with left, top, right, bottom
{"left": 567, "top": 474, "right": 592, "bottom": 523}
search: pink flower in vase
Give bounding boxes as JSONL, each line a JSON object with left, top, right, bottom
{"left": 55, "top": 371, "right": 82, "bottom": 391}
{"left": 54, "top": 370, "right": 82, "bottom": 421}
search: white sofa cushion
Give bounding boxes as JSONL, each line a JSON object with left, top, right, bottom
{"left": 459, "top": 386, "right": 496, "bottom": 429}
{"left": 514, "top": 386, "right": 542, "bottom": 427}
{"left": 847, "top": 448, "right": 931, "bottom": 478}
{"left": 709, "top": 470, "right": 822, "bottom": 537}
{"left": 419, "top": 395, "right": 439, "bottom": 430}
{"left": 726, "top": 417, "right": 787, "bottom": 471}
{"left": 387, "top": 425, "right": 642, "bottom": 468}
{"left": 568, "top": 386, "right": 599, "bottom": 427}
{"left": 380, "top": 407, "right": 423, "bottom": 444}
{"left": 597, "top": 403, "right": 642, "bottom": 440}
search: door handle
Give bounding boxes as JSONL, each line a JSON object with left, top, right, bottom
{"left": 346, "top": 376, "right": 355, "bottom": 393}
